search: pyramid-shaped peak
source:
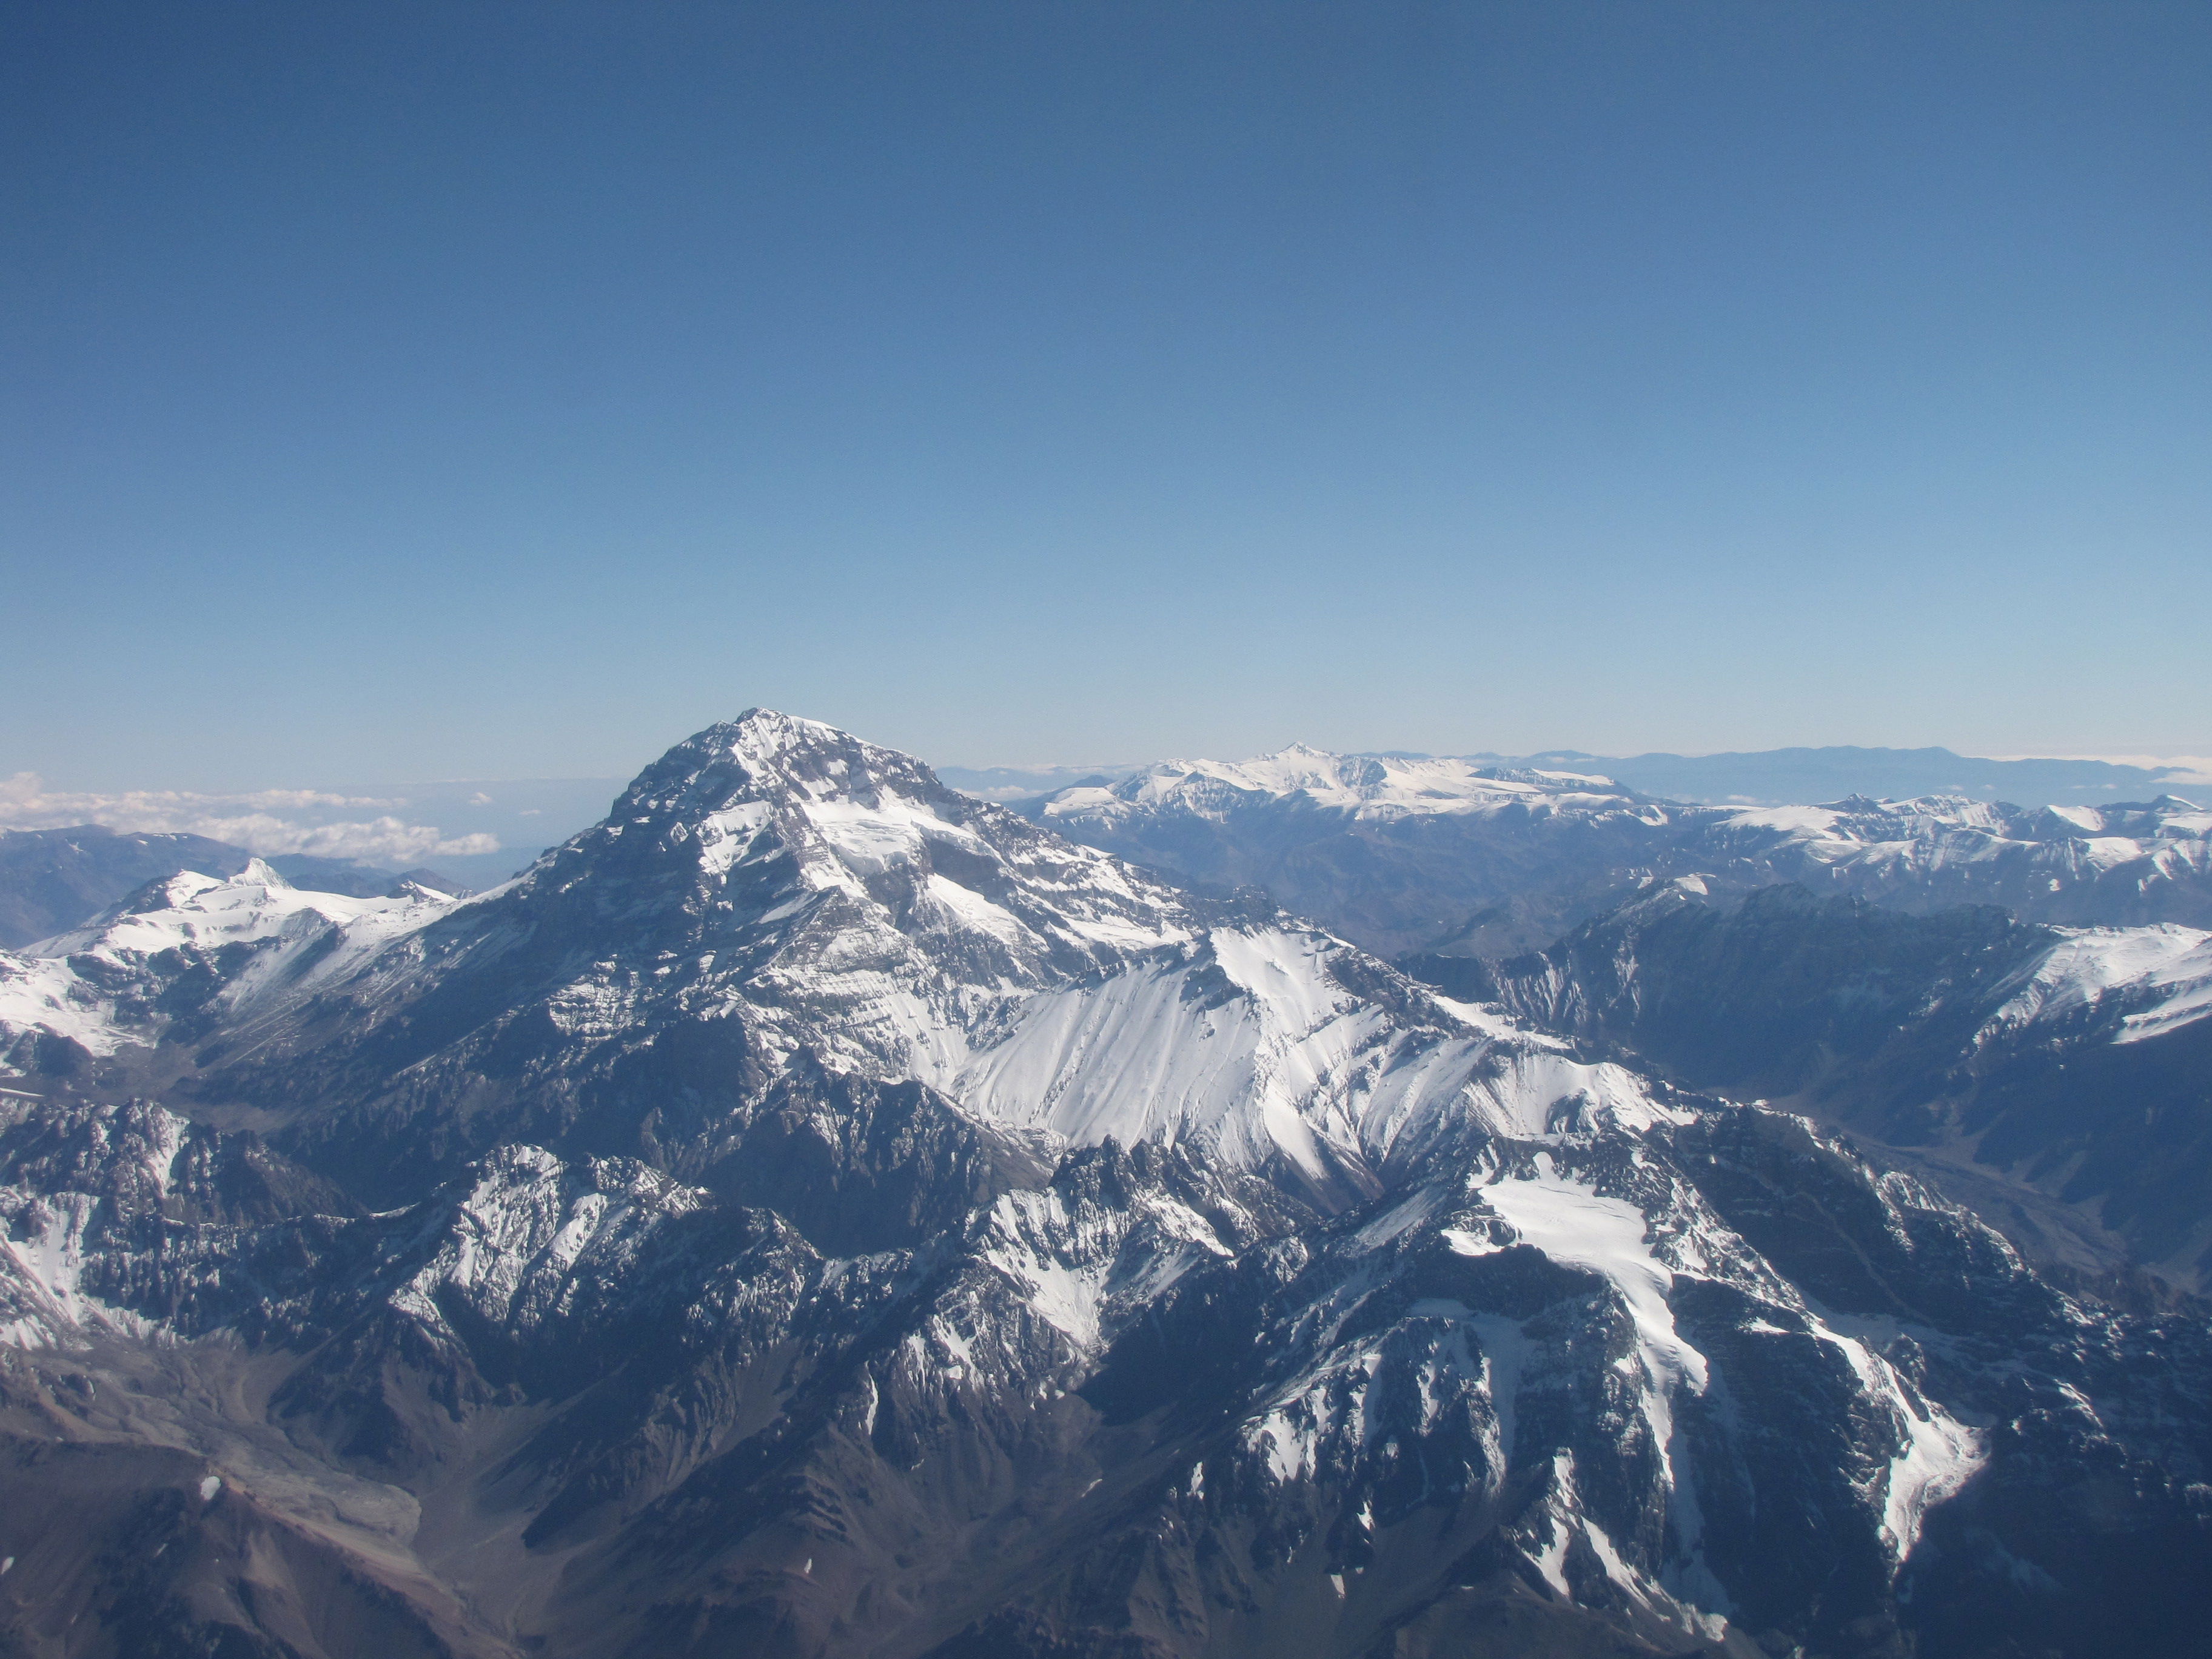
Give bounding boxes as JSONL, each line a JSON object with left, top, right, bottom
{"left": 612, "top": 709, "right": 955, "bottom": 823}
{"left": 718, "top": 709, "right": 937, "bottom": 791}
{"left": 725, "top": 706, "right": 845, "bottom": 752}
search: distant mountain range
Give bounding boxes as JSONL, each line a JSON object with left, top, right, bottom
{"left": 942, "top": 743, "right": 2205, "bottom": 811}
{"left": 1518, "top": 745, "right": 2205, "bottom": 809}
{"left": 2, "top": 712, "right": 2210, "bottom": 1657}
{"left": 1021, "top": 747, "right": 2212, "bottom": 958}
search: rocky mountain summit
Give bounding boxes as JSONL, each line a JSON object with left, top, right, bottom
{"left": 0, "top": 712, "right": 2208, "bottom": 1658}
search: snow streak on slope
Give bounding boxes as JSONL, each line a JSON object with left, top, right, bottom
{"left": 1983, "top": 923, "right": 2212, "bottom": 1044}
{"left": 954, "top": 925, "right": 1689, "bottom": 1186}
{"left": 0, "top": 1190, "right": 138, "bottom": 1347}
{"left": 1474, "top": 1167, "right": 1711, "bottom": 1404}
{"left": 0, "top": 1100, "right": 200, "bottom": 1347}
{"left": 1461, "top": 1160, "right": 1982, "bottom": 1567}
{"left": 1208, "top": 1131, "right": 1997, "bottom": 1657}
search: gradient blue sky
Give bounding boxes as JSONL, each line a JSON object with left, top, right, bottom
{"left": 5, "top": 1, "right": 2207, "bottom": 790}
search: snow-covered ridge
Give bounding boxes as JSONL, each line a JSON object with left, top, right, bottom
{"left": 1985, "top": 923, "right": 2212, "bottom": 1045}
{"left": 1720, "top": 792, "right": 2212, "bottom": 873}
{"left": 1044, "top": 745, "right": 1644, "bottom": 825}
{"left": 1056, "top": 746, "right": 2212, "bottom": 871}
{"left": 0, "top": 860, "right": 461, "bottom": 1059}
{"left": 32, "top": 858, "right": 457, "bottom": 961}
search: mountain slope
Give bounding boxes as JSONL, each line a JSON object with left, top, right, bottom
{"left": 1463, "top": 882, "right": 2212, "bottom": 1292}
{"left": 6, "top": 1084, "right": 2207, "bottom": 1658}
{"left": 0, "top": 713, "right": 2207, "bottom": 1658}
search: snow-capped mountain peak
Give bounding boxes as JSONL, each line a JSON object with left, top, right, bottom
{"left": 574, "top": 706, "right": 1195, "bottom": 951}
{"left": 0, "top": 714, "right": 1689, "bottom": 1210}
{"left": 5, "top": 713, "right": 2212, "bottom": 1656}
{"left": 0, "top": 860, "right": 464, "bottom": 1067}
{"left": 35, "top": 857, "right": 433, "bottom": 960}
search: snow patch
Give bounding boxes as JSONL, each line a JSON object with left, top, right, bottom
{"left": 1986, "top": 924, "right": 2212, "bottom": 1044}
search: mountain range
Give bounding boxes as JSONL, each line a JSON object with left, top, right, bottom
{"left": 0, "top": 712, "right": 2207, "bottom": 1658}
{"left": 940, "top": 745, "right": 2204, "bottom": 812}
{"left": 1023, "top": 748, "right": 2212, "bottom": 957}
{"left": 1024, "top": 749, "right": 2212, "bottom": 1296}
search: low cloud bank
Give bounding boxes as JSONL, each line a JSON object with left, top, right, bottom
{"left": 0, "top": 774, "right": 500, "bottom": 863}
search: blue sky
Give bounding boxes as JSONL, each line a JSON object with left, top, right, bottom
{"left": 4, "top": 1, "right": 2207, "bottom": 791}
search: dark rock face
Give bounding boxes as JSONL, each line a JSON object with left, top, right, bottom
{"left": 1477, "top": 885, "right": 2051, "bottom": 1101}
{"left": 0, "top": 715, "right": 2207, "bottom": 1658}
{"left": 5, "top": 1094, "right": 2207, "bottom": 1659}
{"left": 702, "top": 1062, "right": 1059, "bottom": 1256}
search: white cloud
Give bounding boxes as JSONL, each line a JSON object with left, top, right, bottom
{"left": 1974, "top": 754, "right": 2196, "bottom": 767}
{"left": 1977, "top": 753, "right": 2212, "bottom": 785}
{"left": 0, "top": 773, "right": 500, "bottom": 863}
